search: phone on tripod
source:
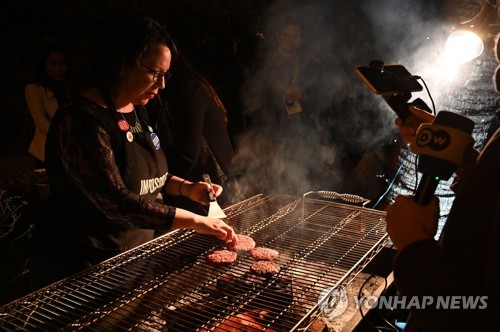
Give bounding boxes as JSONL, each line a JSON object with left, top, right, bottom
{"left": 355, "top": 63, "right": 423, "bottom": 95}
{"left": 355, "top": 62, "right": 428, "bottom": 120}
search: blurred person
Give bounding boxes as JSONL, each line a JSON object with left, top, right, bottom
{"left": 148, "top": 47, "right": 235, "bottom": 214}
{"left": 25, "top": 41, "right": 69, "bottom": 167}
{"left": 30, "top": 13, "right": 237, "bottom": 290}
{"left": 238, "top": 14, "right": 333, "bottom": 196}
{"left": 244, "top": 15, "right": 329, "bottom": 137}
{"left": 385, "top": 38, "right": 500, "bottom": 330}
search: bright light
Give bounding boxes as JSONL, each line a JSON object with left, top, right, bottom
{"left": 444, "top": 30, "right": 484, "bottom": 64}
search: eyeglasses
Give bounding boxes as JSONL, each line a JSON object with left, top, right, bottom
{"left": 140, "top": 63, "right": 172, "bottom": 84}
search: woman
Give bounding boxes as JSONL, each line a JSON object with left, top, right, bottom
{"left": 25, "top": 41, "right": 68, "bottom": 167}
{"left": 30, "top": 13, "right": 237, "bottom": 289}
{"left": 149, "top": 47, "right": 235, "bottom": 214}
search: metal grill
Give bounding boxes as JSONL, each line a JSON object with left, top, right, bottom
{"left": 0, "top": 193, "right": 388, "bottom": 331}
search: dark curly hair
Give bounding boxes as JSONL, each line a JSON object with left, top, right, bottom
{"left": 71, "top": 11, "right": 177, "bottom": 97}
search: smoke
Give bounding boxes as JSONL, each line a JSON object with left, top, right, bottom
{"left": 360, "top": 0, "right": 454, "bottom": 105}
{"left": 227, "top": 0, "right": 452, "bottom": 202}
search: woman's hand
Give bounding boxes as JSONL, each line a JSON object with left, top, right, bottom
{"left": 182, "top": 181, "right": 223, "bottom": 205}
{"left": 172, "top": 208, "right": 237, "bottom": 244}
{"left": 396, "top": 105, "right": 435, "bottom": 144}
{"left": 191, "top": 216, "right": 237, "bottom": 243}
{"left": 385, "top": 195, "right": 439, "bottom": 250}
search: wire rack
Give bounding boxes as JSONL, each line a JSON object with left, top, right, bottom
{"left": 0, "top": 194, "right": 388, "bottom": 331}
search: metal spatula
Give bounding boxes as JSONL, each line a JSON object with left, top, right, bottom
{"left": 202, "top": 174, "right": 227, "bottom": 219}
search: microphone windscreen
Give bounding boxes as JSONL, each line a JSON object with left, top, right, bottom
{"left": 433, "top": 110, "right": 475, "bottom": 134}
{"left": 410, "top": 111, "right": 475, "bottom": 179}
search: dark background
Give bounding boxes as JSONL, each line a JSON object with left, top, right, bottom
{"left": 0, "top": 0, "right": 268, "bottom": 158}
{"left": 0, "top": 0, "right": 450, "bottom": 160}
{"left": 4, "top": 0, "right": 497, "bottom": 312}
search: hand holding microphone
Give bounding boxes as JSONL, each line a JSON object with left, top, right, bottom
{"left": 395, "top": 105, "right": 435, "bottom": 143}
{"left": 385, "top": 195, "right": 440, "bottom": 250}
{"left": 409, "top": 110, "right": 475, "bottom": 205}
{"left": 386, "top": 109, "right": 475, "bottom": 249}
{"left": 396, "top": 106, "right": 475, "bottom": 204}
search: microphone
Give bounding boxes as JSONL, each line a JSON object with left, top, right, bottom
{"left": 410, "top": 111, "right": 475, "bottom": 205}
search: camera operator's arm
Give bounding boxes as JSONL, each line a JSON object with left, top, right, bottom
{"left": 386, "top": 106, "right": 440, "bottom": 256}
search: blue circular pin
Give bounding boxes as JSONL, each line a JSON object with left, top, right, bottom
{"left": 150, "top": 133, "right": 160, "bottom": 150}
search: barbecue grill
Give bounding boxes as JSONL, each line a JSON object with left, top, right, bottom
{"left": 0, "top": 193, "right": 388, "bottom": 331}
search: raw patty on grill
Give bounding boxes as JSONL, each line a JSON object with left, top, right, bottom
{"left": 199, "top": 310, "right": 276, "bottom": 332}
{"left": 226, "top": 234, "right": 256, "bottom": 251}
{"left": 206, "top": 250, "right": 237, "bottom": 265}
{"left": 212, "top": 313, "right": 261, "bottom": 332}
{"left": 250, "top": 247, "right": 279, "bottom": 260}
{"left": 250, "top": 261, "right": 281, "bottom": 276}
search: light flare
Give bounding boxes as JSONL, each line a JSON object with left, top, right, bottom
{"left": 444, "top": 30, "right": 484, "bottom": 64}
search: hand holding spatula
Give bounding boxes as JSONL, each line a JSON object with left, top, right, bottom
{"left": 202, "top": 174, "right": 227, "bottom": 219}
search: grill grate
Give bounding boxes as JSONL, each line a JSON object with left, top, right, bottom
{"left": 0, "top": 194, "right": 388, "bottom": 331}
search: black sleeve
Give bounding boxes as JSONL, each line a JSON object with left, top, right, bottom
{"left": 47, "top": 104, "right": 176, "bottom": 232}
{"left": 393, "top": 129, "right": 500, "bottom": 331}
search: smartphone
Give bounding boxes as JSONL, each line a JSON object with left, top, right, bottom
{"left": 355, "top": 64, "right": 423, "bottom": 95}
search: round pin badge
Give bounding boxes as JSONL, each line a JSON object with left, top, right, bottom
{"left": 150, "top": 133, "right": 160, "bottom": 150}
{"left": 118, "top": 119, "right": 130, "bottom": 131}
{"left": 126, "top": 131, "right": 134, "bottom": 142}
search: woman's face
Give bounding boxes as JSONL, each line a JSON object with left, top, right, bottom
{"left": 122, "top": 43, "right": 172, "bottom": 106}
{"left": 45, "top": 50, "right": 67, "bottom": 82}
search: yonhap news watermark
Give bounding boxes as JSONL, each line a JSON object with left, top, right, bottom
{"left": 357, "top": 295, "right": 488, "bottom": 310}
{"left": 318, "top": 287, "right": 488, "bottom": 318}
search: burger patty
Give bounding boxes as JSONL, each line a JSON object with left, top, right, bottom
{"left": 250, "top": 247, "right": 279, "bottom": 260}
{"left": 226, "top": 234, "right": 256, "bottom": 251}
{"left": 198, "top": 311, "right": 276, "bottom": 332}
{"left": 206, "top": 250, "right": 238, "bottom": 265}
{"left": 211, "top": 313, "right": 262, "bottom": 332}
{"left": 250, "top": 261, "right": 281, "bottom": 276}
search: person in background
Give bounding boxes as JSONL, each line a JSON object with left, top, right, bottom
{"left": 25, "top": 41, "right": 69, "bottom": 168}
{"left": 384, "top": 35, "right": 500, "bottom": 330}
{"left": 148, "top": 46, "right": 235, "bottom": 214}
{"left": 237, "top": 14, "right": 332, "bottom": 196}
{"left": 30, "top": 12, "right": 237, "bottom": 290}
{"left": 244, "top": 14, "right": 328, "bottom": 137}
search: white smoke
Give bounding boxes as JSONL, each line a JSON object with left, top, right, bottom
{"left": 227, "top": 0, "right": 457, "bottom": 202}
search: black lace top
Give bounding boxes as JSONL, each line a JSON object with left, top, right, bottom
{"left": 45, "top": 96, "right": 176, "bottom": 233}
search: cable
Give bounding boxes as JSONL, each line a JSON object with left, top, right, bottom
{"left": 0, "top": 190, "right": 28, "bottom": 241}
{"left": 372, "top": 149, "right": 410, "bottom": 209}
{"left": 357, "top": 277, "right": 399, "bottom": 332}
{"left": 413, "top": 153, "right": 419, "bottom": 196}
{"left": 413, "top": 75, "right": 436, "bottom": 115}
{"left": 357, "top": 244, "right": 399, "bottom": 332}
